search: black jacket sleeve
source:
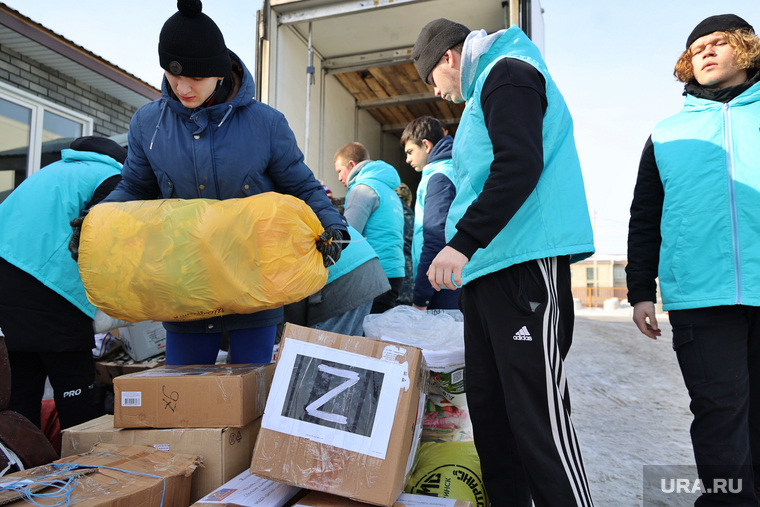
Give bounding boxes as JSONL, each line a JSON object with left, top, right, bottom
{"left": 447, "top": 58, "right": 547, "bottom": 259}
{"left": 626, "top": 136, "right": 663, "bottom": 304}
{"left": 85, "top": 175, "right": 122, "bottom": 211}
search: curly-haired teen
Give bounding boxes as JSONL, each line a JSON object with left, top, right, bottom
{"left": 627, "top": 13, "right": 760, "bottom": 505}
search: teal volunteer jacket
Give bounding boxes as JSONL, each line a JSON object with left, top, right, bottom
{"left": 651, "top": 80, "right": 760, "bottom": 310}
{"left": 345, "top": 160, "right": 405, "bottom": 279}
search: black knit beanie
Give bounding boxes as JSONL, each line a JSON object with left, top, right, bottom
{"left": 412, "top": 18, "right": 470, "bottom": 83}
{"left": 686, "top": 14, "right": 754, "bottom": 49}
{"left": 70, "top": 136, "right": 127, "bottom": 164}
{"left": 158, "top": 0, "right": 231, "bottom": 77}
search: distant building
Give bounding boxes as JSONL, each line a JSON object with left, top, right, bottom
{"left": 570, "top": 254, "right": 628, "bottom": 308}
{"left": 0, "top": 2, "right": 160, "bottom": 201}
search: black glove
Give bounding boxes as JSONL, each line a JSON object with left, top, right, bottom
{"left": 69, "top": 216, "right": 85, "bottom": 261}
{"left": 316, "top": 228, "right": 343, "bottom": 268}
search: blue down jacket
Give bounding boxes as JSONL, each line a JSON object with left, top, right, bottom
{"left": 105, "top": 52, "right": 346, "bottom": 333}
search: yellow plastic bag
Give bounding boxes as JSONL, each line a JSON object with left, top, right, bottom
{"left": 78, "top": 192, "right": 328, "bottom": 322}
{"left": 405, "top": 441, "right": 489, "bottom": 507}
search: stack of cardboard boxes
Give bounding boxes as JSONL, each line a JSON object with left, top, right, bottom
{"left": 62, "top": 362, "right": 276, "bottom": 504}
{"left": 12, "top": 323, "right": 473, "bottom": 507}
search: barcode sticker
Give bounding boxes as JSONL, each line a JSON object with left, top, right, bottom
{"left": 452, "top": 369, "right": 464, "bottom": 385}
{"left": 121, "top": 391, "right": 142, "bottom": 407}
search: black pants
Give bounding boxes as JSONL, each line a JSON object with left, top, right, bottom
{"left": 460, "top": 257, "right": 593, "bottom": 506}
{"left": 669, "top": 306, "right": 760, "bottom": 506}
{"left": 8, "top": 350, "right": 98, "bottom": 431}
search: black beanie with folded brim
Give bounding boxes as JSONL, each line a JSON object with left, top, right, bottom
{"left": 159, "top": 0, "right": 231, "bottom": 77}
{"left": 70, "top": 136, "right": 127, "bottom": 164}
{"left": 686, "top": 14, "right": 754, "bottom": 49}
{"left": 413, "top": 18, "right": 470, "bottom": 83}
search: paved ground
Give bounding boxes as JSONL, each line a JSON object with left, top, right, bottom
{"left": 567, "top": 312, "right": 695, "bottom": 506}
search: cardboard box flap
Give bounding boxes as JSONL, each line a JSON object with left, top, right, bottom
{"left": 2, "top": 443, "right": 200, "bottom": 507}
{"left": 61, "top": 415, "right": 263, "bottom": 504}
{"left": 58, "top": 442, "right": 200, "bottom": 478}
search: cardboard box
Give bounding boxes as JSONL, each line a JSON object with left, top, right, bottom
{"left": 95, "top": 356, "right": 165, "bottom": 384}
{"left": 61, "top": 414, "right": 262, "bottom": 504}
{"left": 114, "top": 363, "right": 275, "bottom": 428}
{"left": 118, "top": 320, "right": 167, "bottom": 361}
{"left": 295, "top": 491, "right": 473, "bottom": 507}
{"left": 250, "top": 324, "right": 428, "bottom": 507}
{"left": 192, "top": 469, "right": 303, "bottom": 507}
{"left": 0, "top": 443, "right": 199, "bottom": 507}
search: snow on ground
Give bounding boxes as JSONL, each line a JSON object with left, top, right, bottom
{"left": 566, "top": 310, "right": 695, "bottom": 506}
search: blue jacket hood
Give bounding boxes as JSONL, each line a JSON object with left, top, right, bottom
{"left": 427, "top": 135, "right": 453, "bottom": 164}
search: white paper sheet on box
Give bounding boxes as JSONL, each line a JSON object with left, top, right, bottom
{"left": 262, "top": 338, "right": 408, "bottom": 460}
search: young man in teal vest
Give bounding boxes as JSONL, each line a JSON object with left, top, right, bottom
{"left": 400, "top": 116, "right": 459, "bottom": 311}
{"left": 628, "top": 14, "right": 760, "bottom": 504}
{"left": 334, "top": 142, "right": 405, "bottom": 314}
{"left": 413, "top": 18, "right": 595, "bottom": 506}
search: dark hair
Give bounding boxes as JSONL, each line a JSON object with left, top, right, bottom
{"left": 400, "top": 116, "right": 445, "bottom": 148}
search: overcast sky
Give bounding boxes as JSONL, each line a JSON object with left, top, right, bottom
{"left": 4, "top": 0, "right": 757, "bottom": 254}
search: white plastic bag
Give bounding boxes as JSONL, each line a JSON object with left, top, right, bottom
{"left": 363, "top": 306, "right": 466, "bottom": 395}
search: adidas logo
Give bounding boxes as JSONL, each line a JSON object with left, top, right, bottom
{"left": 513, "top": 326, "right": 533, "bottom": 341}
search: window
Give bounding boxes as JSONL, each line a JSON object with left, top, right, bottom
{"left": 613, "top": 265, "right": 627, "bottom": 281}
{"left": 586, "top": 267, "right": 595, "bottom": 281}
{"left": 0, "top": 83, "right": 92, "bottom": 201}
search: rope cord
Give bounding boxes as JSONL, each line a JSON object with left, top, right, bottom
{"left": 0, "top": 462, "right": 167, "bottom": 507}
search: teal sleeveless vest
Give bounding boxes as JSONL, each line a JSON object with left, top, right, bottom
{"left": 450, "top": 26, "right": 594, "bottom": 284}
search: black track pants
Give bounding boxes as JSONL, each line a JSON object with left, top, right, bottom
{"left": 460, "top": 256, "right": 594, "bottom": 506}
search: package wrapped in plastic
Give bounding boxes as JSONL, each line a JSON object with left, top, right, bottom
{"left": 405, "top": 441, "right": 488, "bottom": 506}
{"left": 363, "top": 306, "right": 465, "bottom": 396}
{"left": 78, "top": 192, "right": 328, "bottom": 322}
{"left": 422, "top": 393, "right": 473, "bottom": 443}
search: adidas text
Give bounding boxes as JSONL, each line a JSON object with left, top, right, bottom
{"left": 513, "top": 326, "right": 533, "bottom": 341}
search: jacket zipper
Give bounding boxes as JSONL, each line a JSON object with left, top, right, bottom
{"left": 724, "top": 103, "right": 741, "bottom": 304}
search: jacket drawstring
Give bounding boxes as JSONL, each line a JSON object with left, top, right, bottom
{"left": 218, "top": 105, "right": 233, "bottom": 127}
{"left": 149, "top": 100, "right": 168, "bottom": 150}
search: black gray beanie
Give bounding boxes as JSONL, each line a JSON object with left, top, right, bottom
{"left": 686, "top": 14, "right": 754, "bottom": 49}
{"left": 158, "top": 0, "right": 231, "bottom": 77}
{"left": 412, "top": 18, "right": 470, "bottom": 83}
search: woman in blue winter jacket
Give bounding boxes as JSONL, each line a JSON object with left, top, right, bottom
{"left": 627, "top": 14, "right": 760, "bottom": 505}
{"left": 100, "top": 0, "right": 347, "bottom": 366}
